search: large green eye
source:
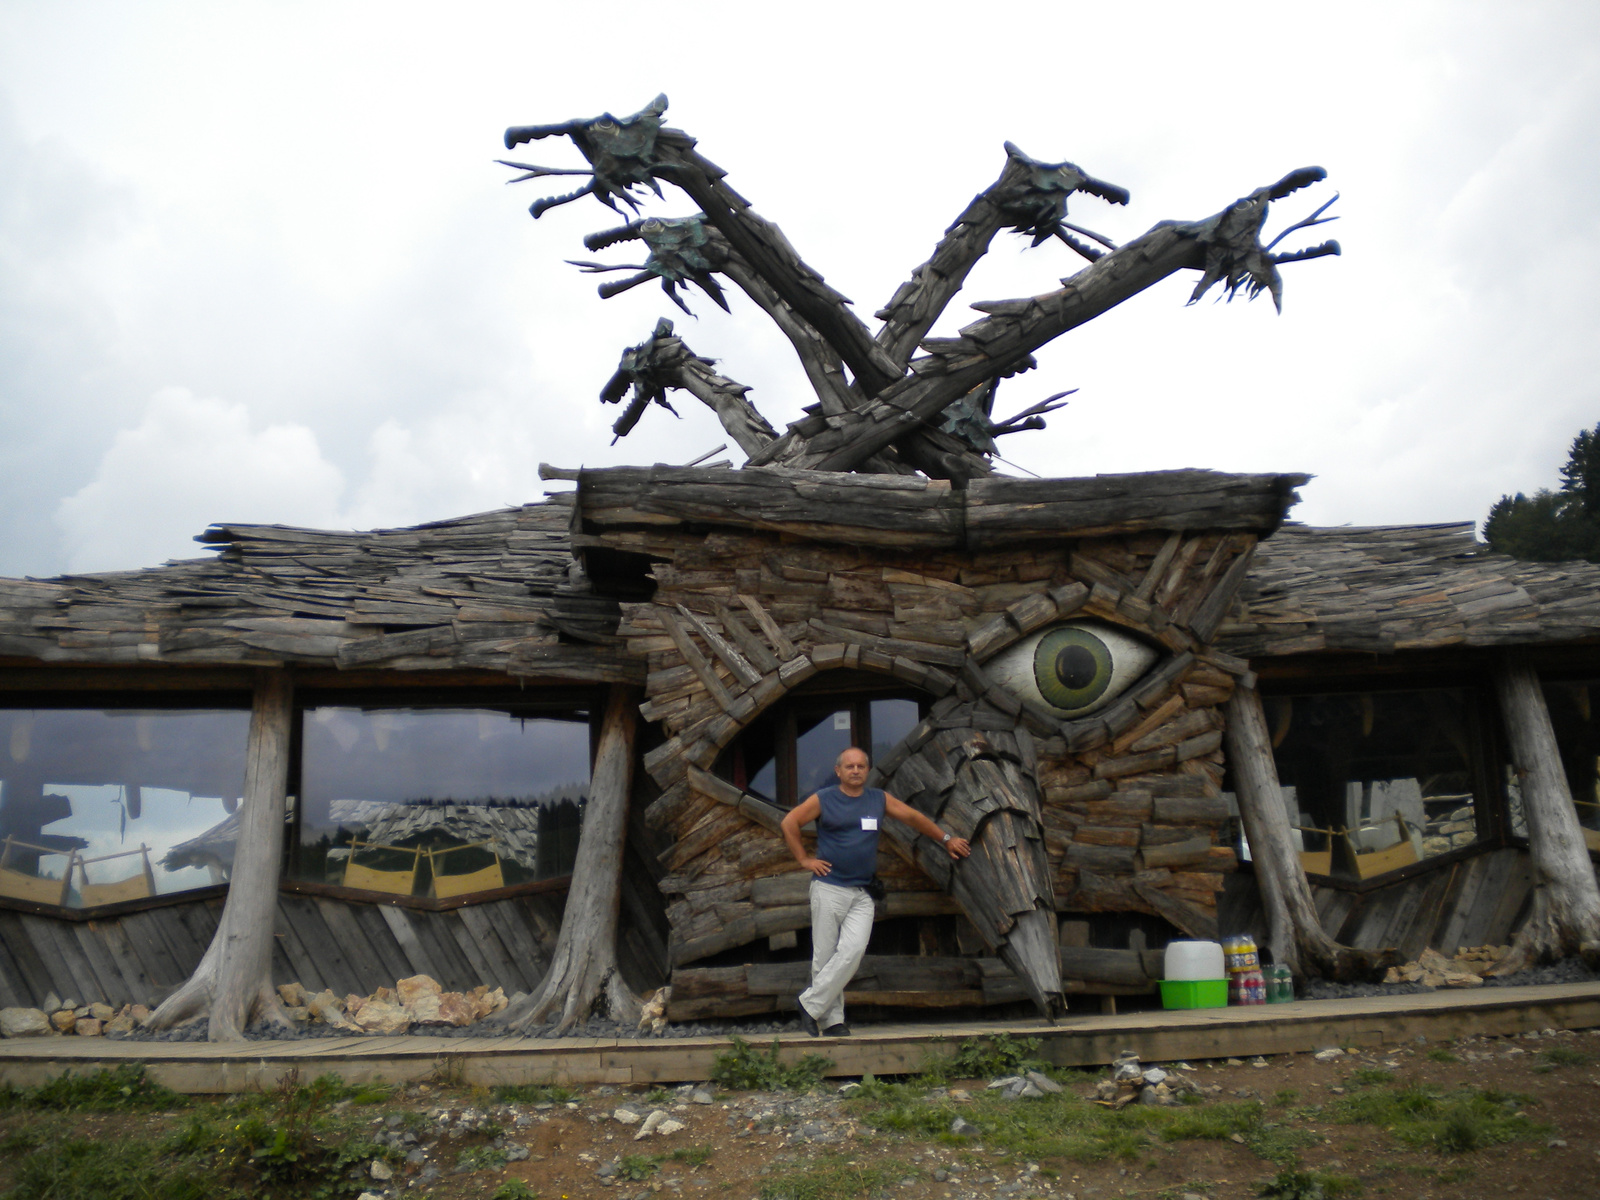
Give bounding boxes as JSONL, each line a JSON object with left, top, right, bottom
{"left": 988, "top": 620, "right": 1160, "bottom": 719}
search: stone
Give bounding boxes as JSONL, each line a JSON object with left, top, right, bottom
{"left": 396, "top": 974, "right": 442, "bottom": 1007}
{"left": 1025, "top": 1070, "right": 1062, "bottom": 1094}
{"left": 1313, "top": 1048, "right": 1344, "bottom": 1063}
{"left": 129, "top": 1004, "right": 149, "bottom": 1023}
{"left": 435, "top": 993, "right": 477, "bottom": 1026}
{"left": 635, "top": 1110, "right": 667, "bottom": 1139}
{"left": 358, "top": 1193, "right": 385, "bottom": 1200}
{"left": 1422, "top": 836, "right": 1452, "bottom": 856}
{"left": 88, "top": 1002, "right": 114, "bottom": 1022}
{"left": 1250, "top": 1057, "right": 1269, "bottom": 1068}
{"left": 277, "top": 982, "right": 308, "bottom": 1008}
{"left": 308, "top": 990, "right": 357, "bottom": 1030}
{"left": 49, "top": 1009, "right": 76, "bottom": 1032}
{"left": 1450, "top": 831, "right": 1477, "bottom": 848}
{"left": 353, "top": 999, "right": 410, "bottom": 1035}
{"left": 1441, "top": 971, "right": 1484, "bottom": 989}
{"left": 105, "top": 1012, "right": 137, "bottom": 1035}
{"left": 689, "top": 1089, "right": 713, "bottom": 1104}
{"left": 1113, "top": 1061, "right": 1143, "bottom": 1082}
{"left": 0, "top": 1008, "right": 50, "bottom": 1038}
{"left": 372, "top": 986, "right": 396, "bottom": 1004}
{"left": 988, "top": 1075, "right": 1023, "bottom": 1089}
{"left": 1141, "top": 1067, "right": 1167, "bottom": 1085}
{"left": 405, "top": 993, "right": 444, "bottom": 1024}
{"left": 283, "top": 1006, "right": 310, "bottom": 1023}
{"left": 1418, "top": 948, "right": 1454, "bottom": 974}
{"left": 656, "top": 1118, "right": 685, "bottom": 1136}
{"left": 74, "top": 1018, "right": 103, "bottom": 1037}
{"left": 613, "top": 1108, "right": 641, "bottom": 1124}
{"left": 370, "top": 1159, "right": 394, "bottom": 1181}
{"left": 950, "top": 1116, "right": 978, "bottom": 1137}
{"left": 40, "top": 993, "right": 61, "bottom": 1013}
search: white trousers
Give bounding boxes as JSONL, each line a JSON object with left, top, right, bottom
{"left": 798, "top": 879, "right": 875, "bottom": 1028}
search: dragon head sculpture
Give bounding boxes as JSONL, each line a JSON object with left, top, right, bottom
{"left": 501, "top": 94, "right": 673, "bottom": 217}
{"left": 570, "top": 215, "right": 732, "bottom": 314}
{"left": 996, "top": 142, "right": 1130, "bottom": 248}
{"left": 1186, "top": 166, "right": 1340, "bottom": 312}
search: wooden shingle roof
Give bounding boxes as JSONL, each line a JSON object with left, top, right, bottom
{"left": 0, "top": 496, "right": 640, "bottom": 683}
{"left": 1219, "top": 522, "right": 1600, "bottom": 658}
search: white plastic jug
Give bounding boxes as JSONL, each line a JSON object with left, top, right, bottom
{"left": 1163, "top": 939, "right": 1225, "bottom": 981}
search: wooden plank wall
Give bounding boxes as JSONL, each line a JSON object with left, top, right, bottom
{"left": 1217, "top": 847, "right": 1537, "bottom": 959}
{"left": 0, "top": 891, "right": 570, "bottom": 1010}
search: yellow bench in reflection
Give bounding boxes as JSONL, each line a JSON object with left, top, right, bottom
{"left": 341, "top": 839, "right": 423, "bottom": 896}
{"left": 426, "top": 841, "right": 504, "bottom": 899}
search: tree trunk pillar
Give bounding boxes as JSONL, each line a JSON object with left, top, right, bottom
{"left": 1491, "top": 658, "right": 1600, "bottom": 972}
{"left": 149, "top": 668, "right": 294, "bottom": 1040}
{"left": 1224, "top": 683, "right": 1396, "bottom": 981}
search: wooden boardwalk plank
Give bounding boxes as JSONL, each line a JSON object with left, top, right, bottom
{"left": 2, "top": 982, "right": 1598, "bottom": 1093}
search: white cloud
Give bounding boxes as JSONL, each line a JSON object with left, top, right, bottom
{"left": 55, "top": 388, "right": 345, "bottom": 573}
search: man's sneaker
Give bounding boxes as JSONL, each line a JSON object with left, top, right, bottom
{"left": 798, "top": 1004, "right": 820, "bottom": 1037}
{"left": 823, "top": 1023, "right": 852, "bottom": 1037}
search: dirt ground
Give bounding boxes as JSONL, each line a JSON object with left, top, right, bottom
{"left": 5, "top": 1026, "right": 1600, "bottom": 1200}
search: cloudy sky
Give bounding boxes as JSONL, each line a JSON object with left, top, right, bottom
{"left": 1, "top": 2, "right": 1596, "bottom": 577}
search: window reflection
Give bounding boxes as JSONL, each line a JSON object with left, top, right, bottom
{"left": 295, "top": 707, "right": 591, "bottom": 896}
{"left": 1258, "top": 689, "right": 1484, "bottom": 880}
{"left": 720, "top": 689, "right": 926, "bottom": 807}
{"left": 0, "top": 708, "right": 250, "bottom": 907}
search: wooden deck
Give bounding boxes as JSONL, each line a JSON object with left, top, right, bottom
{"left": 2, "top": 981, "right": 1597, "bottom": 1093}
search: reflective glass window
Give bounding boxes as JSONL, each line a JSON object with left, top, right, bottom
{"left": 0, "top": 708, "right": 250, "bottom": 907}
{"left": 294, "top": 707, "right": 591, "bottom": 897}
{"left": 1260, "top": 689, "right": 1486, "bottom": 880}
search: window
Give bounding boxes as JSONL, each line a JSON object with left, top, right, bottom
{"left": 0, "top": 707, "right": 250, "bottom": 908}
{"left": 292, "top": 705, "right": 592, "bottom": 898}
{"left": 1254, "top": 688, "right": 1491, "bottom": 881}
{"left": 1536, "top": 679, "right": 1600, "bottom": 852}
{"left": 722, "top": 690, "right": 923, "bottom": 807}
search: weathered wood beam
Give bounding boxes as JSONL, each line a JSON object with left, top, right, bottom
{"left": 1223, "top": 683, "right": 1395, "bottom": 981}
{"left": 1487, "top": 658, "right": 1600, "bottom": 974}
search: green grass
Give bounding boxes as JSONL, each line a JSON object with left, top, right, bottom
{"left": 1257, "top": 1167, "right": 1362, "bottom": 1199}
{"left": 919, "top": 1034, "right": 1048, "bottom": 1083}
{"left": 494, "top": 1081, "right": 578, "bottom": 1104}
{"left": 711, "top": 1037, "right": 833, "bottom": 1091}
{"left": 1326, "top": 1083, "right": 1547, "bottom": 1155}
{"left": 456, "top": 1144, "right": 510, "bottom": 1172}
{"left": 1424, "top": 1049, "right": 1459, "bottom": 1064}
{"left": 0, "top": 1065, "right": 186, "bottom": 1112}
{"left": 669, "top": 1144, "right": 716, "bottom": 1167}
{"left": 492, "top": 1181, "right": 540, "bottom": 1200}
{"left": 0, "top": 1136, "right": 215, "bottom": 1200}
{"left": 1346, "top": 1068, "right": 1395, "bottom": 1088}
{"left": 616, "top": 1153, "right": 659, "bottom": 1181}
{"left": 757, "top": 1155, "right": 909, "bottom": 1200}
{"left": 1534, "top": 1045, "right": 1590, "bottom": 1072}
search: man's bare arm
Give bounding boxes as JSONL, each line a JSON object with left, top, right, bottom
{"left": 885, "top": 794, "right": 971, "bottom": 859}
{"left": 781, "top": 793, "right": 831, "bottom": 876}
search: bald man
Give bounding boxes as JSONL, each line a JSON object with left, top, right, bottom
{"left": 779, "top": 746, "right": 970, "bottom": 1036}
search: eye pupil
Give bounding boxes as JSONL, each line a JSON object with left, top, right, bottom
{"left": 1054, "top": 644, "right": 1099, "bottom": 690}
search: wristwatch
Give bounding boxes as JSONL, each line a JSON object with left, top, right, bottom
{"left": 940, "top": 831, "right": 952, "bottom": 843}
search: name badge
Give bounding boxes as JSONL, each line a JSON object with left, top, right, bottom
{"left": 861, "top": 818, "right": 878, "bottom": 831}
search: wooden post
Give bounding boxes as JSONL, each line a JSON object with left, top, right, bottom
{"left": 1488, "top": 658, "right": 1600, "bottom": 974}
{"left": 1224, "top": 684, "right": 1396, "bottom": 981}
{"left": 148, "top": 669, "right": 294, "bottom": 1040}
{"left": 506, "top": 683, "right": 642, "bottom": 1032}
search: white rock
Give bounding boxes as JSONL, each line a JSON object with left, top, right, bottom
{"left": 656, "top": 1118, "right": 685, "bottom": 1136}
{"left": 1313, "top": 1048, "right": 1344, "bottom": 1063}
{"left": 613, "top": 1108, "right": 641, "bottom": 1124}
{"left": 0, "top": 1008, "right": 51, "bottom": 1038}
{"left": 1141, "top": 1067, "right": 1168, "bottom": 1085}
{"left": 634, "top": 1110, "right": 667, "bottom": 1139}
{"left": 1025, "top": 1070, "right": 1062, "bottom": 1094}
{"left": 370, "top": 1159, "right": 394, "bottom": 1181}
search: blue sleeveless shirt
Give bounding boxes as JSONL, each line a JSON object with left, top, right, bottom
{"left": 814, "top": 784, "right": 886, "bottom": 889}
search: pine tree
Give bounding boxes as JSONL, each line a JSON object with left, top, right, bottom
{"left": 1484, "top": 423, "right": 1600, "bottom": 562}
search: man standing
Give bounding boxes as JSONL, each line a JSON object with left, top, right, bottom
{"left": 780, "top": 746, "right": 971, "bottom": 1036}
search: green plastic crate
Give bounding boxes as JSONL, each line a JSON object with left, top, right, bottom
{"left": 1159, "top": 978, "right": 1228, "bottom": 1010}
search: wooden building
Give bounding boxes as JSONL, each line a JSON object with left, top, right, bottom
{"left": 2, "top": 464, "right": 1598, "bottom": 1023}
